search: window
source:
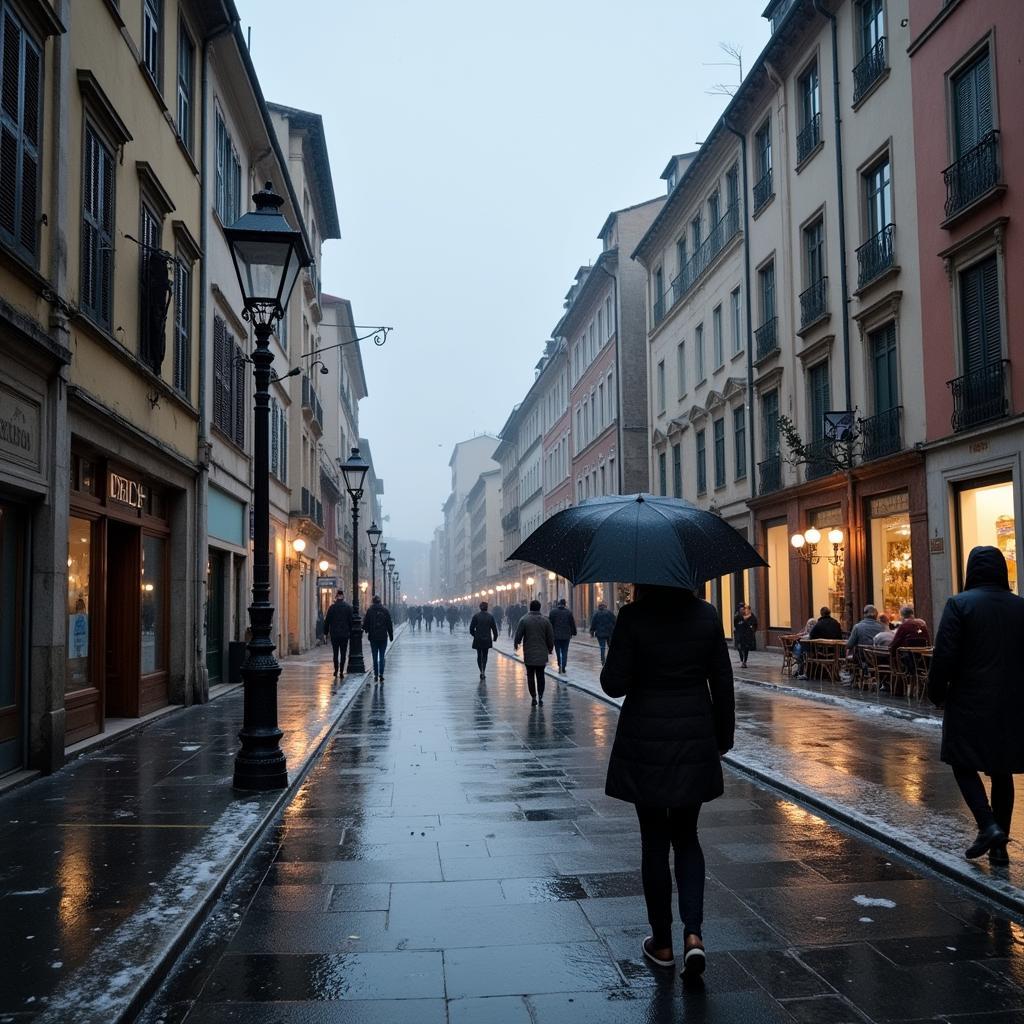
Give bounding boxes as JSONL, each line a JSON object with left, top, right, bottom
{"left": 765, "top": 522, "right": 792, "bottom": 628}
{"left": 658, "top": 451, "right": 667, "bottom": 496}
{"left": 677, "top": 340, "right": 686, "bottom": 397}
{"left": 672, "top": 443, "right": 682, "bottom": 497}
{"left": 808, "top": 361, "right": 830, "bottom": 441}
{"left": 731, "top": 288, "right": 742, "bottom": 355}
{"left": 81, "top": 125, "right": 115, "bottom": 327}
{"left": 695, "top": 323, "right": 705, "bottom": 382}
{"left": 713, "top": 305, "right": 723, "bottom": 368}
{"left": 959, "top": 254, "right": 1002, "bottom": 376}
{"left": 213, "top": 314, "right": 245, "bottom": 446}
{"left": 140, "top": 534, "right": 166, "bottom": 674}
{"left": 870, "top": 321, "right": 898, "bottom": 415}
{"left": 605, "top": 295, "right": 613, "bottom": 337}
{"left": 172, "top": 255, "right": 190, "bottom": 395}
{"left": 805, "top": 217, "right": 825, "bottom": 286}
{"left": 726, "top": 166, "right": 739, "bottom": 211}
{"left": 762, "top": 390, "right": 780, "bottom": 457}
{"left": 0, "top": 5, "right": 42, "bottom": 262}
{"left": 143, "top": 0, "right": 162, "bottom": 86}
{"left": 713, "top": 417, "right": 726, "bottom": 488}
{"left": 952, "top": 47, "right": 993, "bottom": 160}
{"left": 691, "top": 214, "right": 702, "bottom": 250}
{"left": 859, "top": 0, "right": 884, "bottom": 58}
{"left": 608, "top": 457, "right": 615, "bottom": 493}
{"left": 575, "top": 407, "right": 582, "bottom": 452}
{"left": 598, "top": 382, "right": 605, "bottom": 428}
{"left": 676, "top": 236, "right": 687, "bottom": 276}
{"left": 176, "top": 21, "right": 195, "bottom": 152}
{"left": 864, "top": 158, "right": 892, "bottom": 237}
{"left": 734, "top": 405, "right": 747, "bottom": 479}
{"left": 600, "top": 464, "right": 606, "bottom": 495}
{"left": 708, "top": 190, "right": 720, "bottom": 228}
{"left": 656, "top": 360, "right": 666, "bottom": 413}
{"left": 607, "top": 370, "right": 616, "bottom": 420}
{"left": 755, "top": 118, "right": 772, "bottom": 180}
{"left": 215, "top": 110, "right": 241, "bottom": 224}
{"left": 696, "top": 429, "right": 707, "bottom": 495}
{"left": 139, "top": 202, "right": 167, "bottom": 372}
{"left": 800, "top": 60, "right": 820, "bottom": 128}
{"left": 759, "top": 260, "right": 776, "bottom": 323}
{"left": 653, "top": 267, "right": 664, "bottom": 315}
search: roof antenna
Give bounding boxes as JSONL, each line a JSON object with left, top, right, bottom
{"left": 247, "top": 25, "right": 252, "bottom": 50}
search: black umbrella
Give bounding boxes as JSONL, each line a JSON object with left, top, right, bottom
{"left": 507, "top": 493, "right": 767, "bottom": 590}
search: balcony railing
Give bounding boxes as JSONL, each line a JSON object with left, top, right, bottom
{"left": 804, "top": 438, "right": 834, "bottom": 481}
{"left": 754, "top": 316, "right": 779, "bottom": 361}
{"left": 796, "top": 112, "right": 822, "bottom": 164}
{"left": 301, "top": 375, "right": 323, "bottom": 427}
{"left": 799, "top": 276, "right": 828, "bottom": 328}
{"left": 860, "top": 405, "right": 903, "bottom": 461}
{"left": 297, "top": 487, "right": 324, "bottom": 528}
{"left": 948, "top": 360, "right": 1010, "bottom": 433}
{"left": 655, "top": 205, "right": 741, "bottom": 327}
{"left": 758, "top": 454, "right": 782, "bottom": 495}
{"left": 856, "top": 223, "right": 895, "bottom": 288}
{"left": 753, "top": 167, "right": 774, "bottom": 214}
{"left": 853, "top": 36, "right": 887, "bottom": 103}
{"left": 944, "top": 130, "right": 1001, "bottom": 220}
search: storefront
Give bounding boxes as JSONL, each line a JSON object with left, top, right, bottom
{"left": 206, "top": 487, "right": 249, "bottom": 685}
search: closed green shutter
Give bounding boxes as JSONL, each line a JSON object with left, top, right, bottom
{"left": 954, "top": 49, "right": 993, "bottom": 157}
{"left": 960, "top": 255, "right": 1001, "bottom": 374}
{"left": 809, "top": 362, "right": 830, "bottom": 440}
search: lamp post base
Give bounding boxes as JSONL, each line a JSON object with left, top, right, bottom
{"left": 347, "top": 623, "right": 366, "bottom": 674}
{"left": 233, "top": 640, "right": 288, "bottom": 791}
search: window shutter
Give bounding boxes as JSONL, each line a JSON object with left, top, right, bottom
{"left": 0, "top": 12, "right": 20, "bottom": 240}
{"left": 975, "top": 51, "right": 993, "bottom": 139}
{"left": 959, "top": 257, "right": 1000, "bottom": 375}
{"left": 810, "top": 363, "right": 830, "bottom": 439}
{"left": 212, "top": 315, "right": 227, "bottom": 432}
{"left": 19, "top": 34, "right": 39, "bottom": 255}
{"left": 97, "top": 142, "right": 114, "bottom": 324}
{"left": 280, "top": 413, "right": 288, "bottom": 482}
{"left": 233, "top": 340, "right": 245, "bottom": 446}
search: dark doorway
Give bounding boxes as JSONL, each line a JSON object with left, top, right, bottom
{"left": 105, "top": 521, "right": 140, "bottom": 718}
{"left": 206, "top": 549, "right": 226, "bottom": 684}
{"left": 0, "top": 502, "right": 26, "bottom": 775}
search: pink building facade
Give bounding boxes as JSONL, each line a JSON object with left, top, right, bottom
{"left": 911, "top": 0, "right": 1023, "bottom": 616}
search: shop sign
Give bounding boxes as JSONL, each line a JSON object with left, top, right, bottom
{"left": 809, "top": 505, "right": 844, "bottom": 528}
{"left": 0, "top": 383, "right": 40, "bottom": 471}
{"left": 929, "top": 536, "right": 945, "bottom": 554}
{"left": 317, "top": 576, "right": 338, "bottom": 589}
{"left": 869, "top": 492, "right": 909, "bottom": 518}
{"left": 108, "top": 471, "right": 147, "bottom": 509}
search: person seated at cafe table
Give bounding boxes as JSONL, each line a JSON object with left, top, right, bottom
{"left": 792, "top": 614, "right": 819, "bottom": 675}
{"left": 797, "top": 607, "right": 843, "bottom": 678}
{"left": 846, "top": 604, "right": 885, "bottom": 655}
{"left": 890, "top": 604, "right": 930, "bottom": 672}
{"left": 873, "top": 613, "right": 895, "bottom": 646}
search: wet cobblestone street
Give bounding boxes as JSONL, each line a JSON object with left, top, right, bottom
{"left": 159, "top": 630, "right": 1024, "bottom": 1023}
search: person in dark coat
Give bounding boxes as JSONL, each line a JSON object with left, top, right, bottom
{"left": 548, "top": 598, "right": 577, "bottom": 674}
{"left": 492, "top": 604, "right": 504, "bottom": 635}
{"left": 809, "top": 606, "right": 843, "bottom": 640}
{"left": 469, "top": 601, "right": 499, "bottom": 679}
{"left": 323, "top": 591, "right": 354, "bottom": 682}
{"left": 362, "top": 595, "right": 394, "bottom": 682}
{"left": 928, "top": 546, "right": 1024, "bottom": 864}
{"left": 514, "top": 600, "right": 555, "bottom": 705}
{"left": 601, "top": 584, "right": 734, "bottom": 978}
{"left": 423, "top": 605, "right": 434, "bottom": 631}
{"left": 447, "top": 604, "right": 459, "bottom": 634}
{"left": 733, "top": 604, "right": 758, "bottom": 668}
{"left": 590, "top": 603, "right": 616, "bottom": 665}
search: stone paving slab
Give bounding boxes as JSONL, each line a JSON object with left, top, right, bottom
{"left": 0, "top": 634, "right": 396, "bottom": 1024}
{"left": 144, "top": 631, "right": 1024, "bottom": 1024}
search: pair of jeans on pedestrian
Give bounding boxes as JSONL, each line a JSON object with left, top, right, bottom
{"left": 953, "top": 765, "right": 1014, "bottom": 833}
{"left": 476, "top": 648, "right": 489, "bottom": 674}
{"left": 369, "top": 639, "right": 386, "bottom": 678}
{"left": 635, "top": 804, "right": 704, "bottom": 947}
{"left": 525, "top": 665, "right": 545, "bottom": 700}
{"left": 596, "top": 637, "right": 608, "bottom": 664}
{"left": 554, "top": 638, "right": 570, "bottom": 672}
{"left": 331, "top": 637, "right": 349, "bottom": 675}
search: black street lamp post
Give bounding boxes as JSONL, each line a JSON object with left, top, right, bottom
{"left": 387, "top": 556, "right": 396, "bottom": 608}
{"left": 378, "top": 543, "right": 389, "bottom": 605}
{"left": 340, "top": 448, "right": 370, "bottom": 674}
{"left": 224, "top": 182, "right": 310, "bottom": 792}
{"left": 366, "top": 521, "right": 382, "bottom": 600}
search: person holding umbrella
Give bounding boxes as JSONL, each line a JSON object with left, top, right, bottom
{"left": 469, "top": 601, "right": 499, "bottom": 679}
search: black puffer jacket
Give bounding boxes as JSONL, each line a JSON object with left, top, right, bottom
{"left": 601, "top": 587, "right": 734, "bottom": 806}
{"left": 928, "top": 546, "right": 1024, "bottom": 773}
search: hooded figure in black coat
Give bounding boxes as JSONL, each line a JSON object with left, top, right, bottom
{"left": 599, "top": 584, "right": 734, "bottom": 976}
{"left": 929, "top": 546, "right": 1024, "bottom": 863}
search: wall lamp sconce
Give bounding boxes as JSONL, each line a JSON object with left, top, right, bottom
{"left": 791, "top": 527, "right": 844, "bottom": 567}
{"left": 286, "top": 536, "right": 307, "bottom": 572}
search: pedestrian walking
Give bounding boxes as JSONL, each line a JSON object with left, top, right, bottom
{"left": 469, "top": 601, "right": 499, "bottom": 679}
{"left": 493, "top": 604, "right": 504, "bottom": 636}
{"left": 733, "top": 604, "right": 757, "bottom": 668}
{"left": 548, "top": 598, "right": 577, "bottom": 674}
{"left": 514, "top": 600, "right": 555, "bottom": 705}
{"left": 928, "top": 546, "right": 1024, "bottom": 864}
{"left": 323, "top": 591, "right": 354, "bottom": 684}
{"left": 362, "top": 595, "right": 394, "bottom": 682}
{"left": 600, "top": 583, "right": 734, "bottom": 980}
{"left": 447, "top": 604, "right": 459, "bottom": 634}
{"left": 424, "top": 605, "right": 434, "bottom": 631}
{"left": 589, "top": 602, "right": 616, "bottom": 665}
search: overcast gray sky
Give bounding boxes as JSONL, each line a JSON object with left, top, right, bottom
{"left": 237, "top": 1, "right": 770, "bottom": 543}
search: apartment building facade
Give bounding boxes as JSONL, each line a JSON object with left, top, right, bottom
{"left": 910, "top": 0, "right": 1023, "bottom": 619}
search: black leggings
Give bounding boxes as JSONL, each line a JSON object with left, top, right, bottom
{"left": 526, "top": 665, "right": 545, "bottom": 699}
{"left": 952, "top": 766, "right": 1014, "bottom": 833}
{"left": 635, "top": 803, "right": 704, "bottom": 947}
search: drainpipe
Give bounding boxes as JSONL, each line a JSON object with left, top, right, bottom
{"left": 593, "top": 259, "right": 623, "bottom": 494}
{"left": 814, "top": 0, "right": 856, "bottom": 630}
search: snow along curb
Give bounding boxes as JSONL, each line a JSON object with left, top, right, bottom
{"left": 32, "top": 634, "right": 400, "bottom": 1024}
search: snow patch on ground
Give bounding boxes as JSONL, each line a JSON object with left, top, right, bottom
{"left": 853, "top": 895, "right": 897, "bottom": 908}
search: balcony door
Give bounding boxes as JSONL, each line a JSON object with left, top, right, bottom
{"left": 871, "top": 322, "right": 898, "bottom": 415}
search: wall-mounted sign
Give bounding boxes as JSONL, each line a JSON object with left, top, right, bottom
{"left": 929, "top": 536, "right": 945, "bottom": 554}
{"left": 109, "top": 472, "right": 147, "bottom": 509}
{"left": 317, "top": 576, "right": 338, "bottom": 589}
{"left": 0, "top": 382, "right": 41, "bottom": 471}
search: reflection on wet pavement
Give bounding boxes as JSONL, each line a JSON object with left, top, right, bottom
{"left": 152, "top": 630, "right": 1024, "bottom": 1023}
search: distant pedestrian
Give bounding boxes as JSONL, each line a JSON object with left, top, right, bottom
{"left": 733, "top": 604, "right": 757, "bottom": 668}
{"left": 590, "top": 603, "right": 616, "bottom": 665}
{"left": 447, "top": 604, "right": 459, "bottom": 634}
{"left": 514, "top": 600, "right": 554, "bottom": 705}
{"left": 363, "top": 595, "right": 394, "bottom": 683}
{"left": 469, "top": 601, "right": 499, "bottom": 679}
{"left": 929, "top": 546, "right": 1024, "bottom": 865}
{"left": 492, "top": 604, "right": 504, "bottom": 635}
{"left": 424, "top": 605, "right": 434, "bottom": 631}
{"left": 601, "top": 584, "right": 734, "bottom": 980}
{"left": 548, "top": 598, "right": 577, "bottom": 674}
{"left": 323, "top": 591, "right": 354, "bottom": 683}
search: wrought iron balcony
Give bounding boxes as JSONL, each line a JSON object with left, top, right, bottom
{"left": 853, "top": 36, "right": 887, "bottom": 103}
{"left": 796, "top": 112, "right": 822, "bottom": 165}
{"left": 948, "top": 360, "right": 1010, "bottom": 433}
{"left": 860, "top": 405, "right": 903, "bottom": 461}
{"left": 653, "top": 295, "right": 665, "bottom": 326}
{"left": 758, "top": 454, "right": 782, "bottom": 495}
{"left": 799, "top": 276, "right": 828, "bottom": 329}
{"left": 753, "top": 167, "right": 774, "bottom": 214}
{"left": 804, "top": 438, "right": 834, "bottom": 481}
{"left": 944, "top": 130, "right": 1001, "bottom": 220}
{"left": 754, "top": 316, "right": 779, "bottom": 361}
{"left": 301, "top": 375, "right": 323, "bottom": 428}
{"left": 856, "top": 223, "right": 895, "bottom": 288}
